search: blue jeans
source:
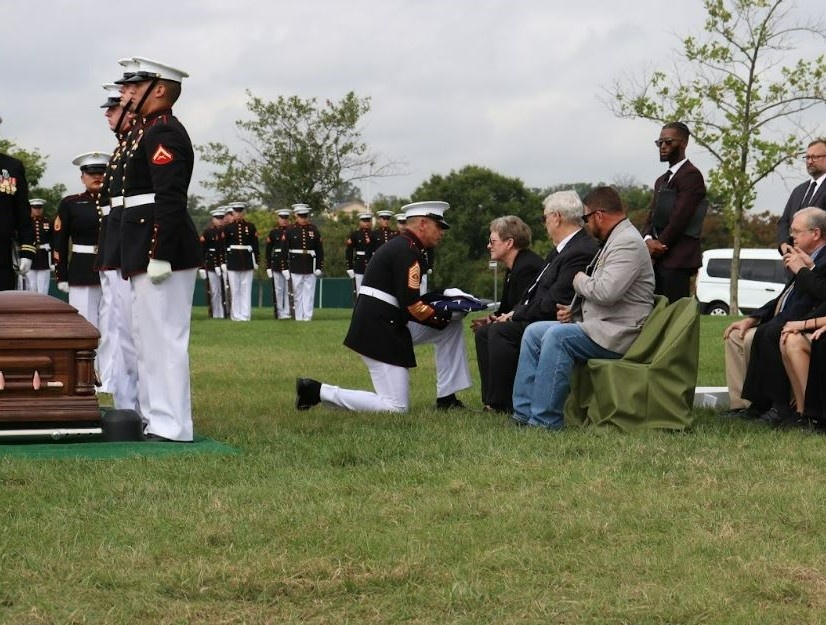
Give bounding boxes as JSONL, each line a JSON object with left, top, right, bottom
{"left": 512, "top": 322, "right": 621, "bottom": 429}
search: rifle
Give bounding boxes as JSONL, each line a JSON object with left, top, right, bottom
{"left": 222, "top": 268, "right": 233, "bottom": 320}
{"left": 287, "top": 273, "right": 296, "bottom": 319}
{"left": 204, "top": 271, "right": 214, "bottom": 318}
{"left": 270, "top": 270, "right": 277, "bottom": 319}
{"left": 218, "top": 270, "right": 229, "bottom": 319}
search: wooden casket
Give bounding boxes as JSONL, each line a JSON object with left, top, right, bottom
{"left": 0, "top": 291, "right": 100, "bottom": 428}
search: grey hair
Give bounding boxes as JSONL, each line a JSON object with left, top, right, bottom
{"left": 490, "top": 215, "right": 532, "bottom": 249}
{"left": 543, "top": 190, "right": 583, "bottom": 225}
{"left": 796, "top": 206, "right": 826, "bottom": 232}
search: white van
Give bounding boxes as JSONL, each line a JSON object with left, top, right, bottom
{"left": 695, "top": 248, "right": 786, "bottom": 315}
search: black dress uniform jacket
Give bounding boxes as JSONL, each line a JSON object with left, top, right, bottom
{"left": 53, "top": 191, "right": 102, "bottom": 286}
{"left": 344, "top": 231, "right": 451, "bottom": 368}
{"left": 265, "top": 227, "right": 289, "bottom": 271}
{"left": 200, "top": 225, "right": 225, "bottom": 271}
{"left": 371, "top": 226, "right": 396, "bottom": 251}
{"left": 345, "top": 227, "right": 373, "bottom": 274}
{"left": 31, "top": 215, "right": 54, "bottom": 270}
{"left": 286, "top": 223, "right": 324, "bottom": 274}
{"left": 120, "top": 108, "right": 202, "bottom": 276}
{"left": 224, "top": 219, "right": 259, "bottom": 271}
{"left": 98, "top": 129, "right": 131, "bottom": 271}
{"left": 0, "top": 153, "right": 35, "bottom": 290}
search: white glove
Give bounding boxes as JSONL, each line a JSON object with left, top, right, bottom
{"left": 266, "top": 268, "right": 273, "bottom": 278}
{"left": 147, "top": 259, "right": 172, "bottom": 284}
{"left": 443, "top": 288, "right": 477, "bottom": 299}
{"left": 427, "top": 268, "right": 433, "bottom": 275}
{"left": 57, "top": 281, "right": 69, "bottom": 293}
{"left": 17, "top": 258, "right": 32, "bottom": 275}
{"left": 220, "top": 263, "right": 227, "bottom": 275}
{"left": 198, "top": 269, "right": 207, "bottom": 280}
{"left": 346, "top": 269, "right": 355, "bottom": 279}
{"left": 314, "top": 269, "right": 322, "bottom": 277}
{"left": 253, "top": 259, "right": 259, "bottom": 270}
{"left": 215, "top": 265, "right": 222, "bottom": 276}
{"left": 281, "top": 270, "right": 291, "bottom": 280}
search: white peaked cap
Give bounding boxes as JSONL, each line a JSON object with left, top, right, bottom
{"left": 71, "top": 151, "right": 111, "bottom": 170}
{"left": 402, "top": 200, "right": 450, "bottom": 229}
{"left": 126, "top": 57, "right": 189, "bottom": 83}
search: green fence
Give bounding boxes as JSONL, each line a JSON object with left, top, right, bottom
{"left": 48, "top": 276, "right": 355, "bottom": 309}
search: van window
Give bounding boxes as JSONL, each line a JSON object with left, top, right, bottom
{"left": 741, "top": 259, "right": 784, "bottom": 283}
{"left": 707, "top": 258, "right": 731, "bottom": 279}
{"left": 706, "top": 257, "right": 785, "bottom": 283}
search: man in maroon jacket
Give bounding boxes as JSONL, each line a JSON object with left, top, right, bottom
{"left": 641, "top": 121, "right": 707, "bottom": 303}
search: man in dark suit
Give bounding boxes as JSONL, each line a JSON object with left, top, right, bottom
{"left": 475, "top": 191, "right": 598, "bottom": 412}
{"left": 642, "top": 121, "right": 707, "bottom": 303}
{"left": 776, "top": 139, "right": 826, "bottom": 245}
{"left": 723, "top": 207, "right": 826, "bottom": 421}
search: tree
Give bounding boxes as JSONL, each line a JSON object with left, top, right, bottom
{"left": 0, "top": 139, "right": 49, "bottom": 187}
{"left": 607, "top": 0, "right": 826, "bottom": 312}
{"left": 411, "top": 165, "right": 543, "bottom": 296}
{"left": 197, "top": 91, "right": 398, "bottom": 212}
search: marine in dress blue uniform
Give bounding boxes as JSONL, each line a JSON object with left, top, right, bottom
{"left": 296, "top": 201, "right": 472, "bottom": 412}
{"left": 53, "top": 152, "right": 109, "bottom": 329}
{"left": 345, "top": 211, "right": 374, "bottom": 293}
{"left": 0, "top": 115, "right": 35, "bottom": 291}
{"left": 119, "top": 56, "right": 202, "bottom": 442}
{"left": 27, "top": 199, "right": 53, "bottom": 294}
{"left": 265, "top": 208, "right": 293, "bottom": 319}
{"left": 200, "top": 207, "right": 227, "bottom": 318}
{"left": 223, "top": 201, "right": 259, "bottom": 321}
{"left": 97, "top": 71, "right": 141, "bottom": 410}
{"left": 286, "top": 204, "right": 324, "bottom": 321}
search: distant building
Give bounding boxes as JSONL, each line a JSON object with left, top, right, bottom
{"left": 329, "top": 200, "right": 369, "bottom": 221}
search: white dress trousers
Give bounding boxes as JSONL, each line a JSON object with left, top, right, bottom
{"left": 26, "top": 270, "right": 51, "bottom": 295}
{"left": 228, "top": 269, "right": 253, "bottom": 321}
{"left": 292, "top": 272, "right": 316, "bottom": 321}
{"left": 131, "top": 269, "right": 196, "bottom": 441}
{"left": 99, "top": 270, "right": 140, "bottom": 412}
{"left": 319, "top": 318, "right": 471, "bottom": 412}
{"left": 207, "top": 270, "right": 225, "bottom": 318}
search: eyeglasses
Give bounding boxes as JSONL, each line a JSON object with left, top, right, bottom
{"left": 488, "top": 236, "right": 512, "bottom": 245}
{"left": 654, "top": 138, "right": 679, "bottom": 148}
{"left": 581, "top": 210, "right": 604, "bottom": 224}
{"left": 803, "top": 154, "right": 826, "bottom": 161}
{"left": 789, "top": 227, "right": 817, "bottom": 236}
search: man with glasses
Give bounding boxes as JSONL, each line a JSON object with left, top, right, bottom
{"left": 510, "top": 187, "right": 654, "bottom": 429}
{"left": 641, "top": 121, "right": 707, "bottom": 303}
{"left": 722, "top": 207, "right": 826, "bottom": 423}
{"left": 777, "top": 139, "right": 826, "bottom": 245}
{"left": 296, "top": 201, "right": 471, "bottom": 413}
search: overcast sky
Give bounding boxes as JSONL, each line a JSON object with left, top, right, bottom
{"left": 2, "top": 0, "right": 824, "bottom": 214}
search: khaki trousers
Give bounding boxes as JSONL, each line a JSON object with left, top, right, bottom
{"left": 725, "top": 327, "right": 756, "bottom": 409}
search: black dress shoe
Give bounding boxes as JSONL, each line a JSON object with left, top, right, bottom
{"left": 435, "top": 394, "right": 465, "bottom": 410}
{"left": 720, "top": 407, "right": 762, "bottom": 420}
{"left": 756, "top": 406, "right": 782, "bottom": 426}
{"left": 296, "top": 378, "right": 321, "bottom": 410}
{"left": 143, "top": 433, "right": 177, "bottom": 442}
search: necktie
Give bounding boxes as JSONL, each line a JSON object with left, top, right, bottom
{"left": 800, "top": 180, "right": 818, "bottom": 208}
{"left": 662, "top": 170, "right": 672, "bottom": 187}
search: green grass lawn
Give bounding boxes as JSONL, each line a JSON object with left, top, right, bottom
{"left": 2, "top": 309, "right": 825, "bottom": 625}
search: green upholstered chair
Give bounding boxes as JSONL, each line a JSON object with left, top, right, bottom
{"left": 564, "top": 296, "right": 700, "bottom": 432}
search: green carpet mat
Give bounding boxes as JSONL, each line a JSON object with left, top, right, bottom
{"left": 0, "top": 434, "right": 238, "bottom": 460}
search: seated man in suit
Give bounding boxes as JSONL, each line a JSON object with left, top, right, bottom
{"left": 723, "top": 207, "right": 826, "bottom": 421}
{"left": 475, "top": 191, "right": 598, "bottom": 413}
{"left": 511, "top": 186, "right": 655, "bottom": 429}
